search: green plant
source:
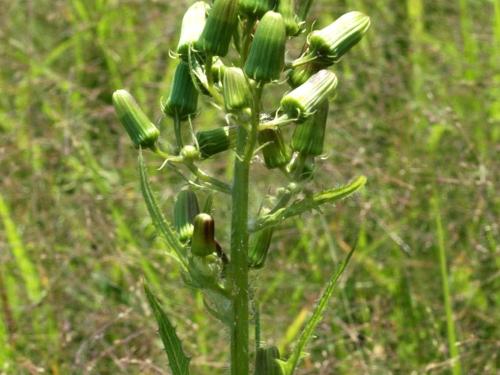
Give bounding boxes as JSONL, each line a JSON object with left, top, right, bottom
{"left": 112, "top": 1, "right": 370, "bottom": 374}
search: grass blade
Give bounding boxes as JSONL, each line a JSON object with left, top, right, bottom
{"left": 281, "top": 244, "right": 357, "bottom": 374}
{"left": 138, "top": 151, "right": 187, "bottom": 268}
{"left": 144, "top": 284, "right": 191, "bottom": 375}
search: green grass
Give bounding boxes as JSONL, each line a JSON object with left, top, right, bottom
{"left": 0, "top": 0, "right": 498, "bottom": 373}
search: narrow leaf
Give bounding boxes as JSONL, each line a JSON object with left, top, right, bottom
{"left": 138, "top": 151, "right": 187, "bottom": 268}
{"left": 283, "top": 245, "right": 357, "bottom": 374}
{"left": 144, "top": 284, "right": 191, "bottom": 375}
{"left": 251, "top": 176, "right": 366, "bottom": 232}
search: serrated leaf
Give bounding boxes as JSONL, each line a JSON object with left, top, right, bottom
{"left": 138, "top": 151, "right": 187, "bottom": 268}
{"left": 144, "top": 284, "right": 191, "bottom": 375}
{"left": 283, "top": 245, "right": 356, "bottom": 375}
{"left": 251, "top": 176, "right": 367, "bottom": 232}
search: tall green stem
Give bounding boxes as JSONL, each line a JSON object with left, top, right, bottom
{"left": 230, "top": 83, "right": 262, "bottom": 375}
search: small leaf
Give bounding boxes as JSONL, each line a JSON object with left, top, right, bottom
{"left": 283, "top": 245, "right": 357, "bottom": 375}
{"left": 251, "top": 176, "right": 366, "bottom": 232}
{"left": 138, "top": 151, "right": 187, "bottom": 268}
{"left": 144, "top": 284, "right": 191, "bottom": 375}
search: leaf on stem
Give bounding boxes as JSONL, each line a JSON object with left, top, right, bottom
{"left": 280, "top": 244, "right": 357, "bottom": 375}
{"left": 144, "top": 284, "right": 191, "bottom": 375}
{"left": 138, "top": 150, "right": 187, "bottom": 268}
{"left": 251, "top": 175, "right": 367, "bottom": 232}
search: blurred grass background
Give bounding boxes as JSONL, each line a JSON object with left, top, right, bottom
{"left": 0, "top": 0, "right": 498, "bottom": 374}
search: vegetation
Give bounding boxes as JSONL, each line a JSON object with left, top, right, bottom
{"left": 0, "top": 0, "right": 498, "bottom": 374}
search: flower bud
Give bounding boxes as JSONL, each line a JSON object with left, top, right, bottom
{"left": 196, "top": 126, "right": 236, "bottom": 158}
{"left": 239, "top": 0, "right": 275, "bottom": 18}
{"left": 280, "top": 69, "right": 337, "bottom": 120}
{"left": 223, "top": 67, "right": 251, "bottom": 112}
{"left": 164, "top": 62, "right": 199, "bottom": 120}
{"left": 191, "top": 213, "right": 218, "bottom": 256}
{"left": 258, "top": 128, "right": 291, "bottom": 169}
{"left": 177, "top": 1, "right": 210, "bottom": 59}
{"left": 244, "top": 11, "right": 286, "bottom": 82}
{"left": 197, "top": 0, "right": 239, "bottom": 57}
{"left": 255, "top": 346, "right": 283, "bottom": 375}
{"left": 212, "top": 58, "right": 227, "bottom": 83}
{"left": 248, "top": 227, "right": 273, "bottom": 269}
{"left": 277, "top": 0, "right": 300, "bottom": 36}
{"left": 173, "top": 190, "right": 200, "bottom": 242}
{"left": 291, "top": 100, "right": 328, "bottom": 155}
{"left": 309, "top": 11, "right": 371, "bottom": 64}
{"left": 112, "top": 90, "right": 160, "bottom": 148}
{"left": 180, "top": 145, "right": 201, "bottom": 161}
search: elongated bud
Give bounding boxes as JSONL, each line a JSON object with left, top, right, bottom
{"left": 239, "top": 0, "right": 275, "bottom": 18}
{"left": 280, "top": 69, "right": 337, "bottom": 120}
{"left": 255, "top": 346, "right": 283, "bottom": 375}
{"left": 191, "top": 213, "right": 218, "bottom": 256}
{"left": 287, "top": 60, "right": 327, "bottom": 88}
{"left": 248, "top": 227, "right": 273, "bottom": 269}
{"left": 174, "top": 190, "right": 200, "bottom": 242}
{"left": 112, "top": 90, "right": 159, "bottom": 148}
{"left": 277, "top": 0, "right": 300, "bottom": 36}
{"left": 223, "top": 67, "right": 252, "bottom": 112}
{"left": 212, "top": 58, "right": 227, "bottom": 83}
{"left": 309, "top": 11, "right": 371, "bottom": 64}
{"left": 258, "top": 128, "right": 291, "bottom": 169}
{"left": 164, "top": 62, "right": 199, "bottom": 120}
{"left": 177, "top": 1, "right": 210, "bottom": 58}
{"left": 197, "top": 0, "right": 239, "bottom": 57}
{"left": 291, "top": 100, "right": 329, "bottom": 155}
{"left": 244, "top": 11, "right": 286, "bottom": 82}
{"left": 196, "top": 126, "right": 236, "bottom": 158}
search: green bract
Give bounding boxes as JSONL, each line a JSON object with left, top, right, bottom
{"left": 197, "top": 0, "right": 239, "bottom": 57}
{"left": 191, "top": 213, "right": 218, "bottom": 256}
{"left": 164, "top": 62, "right": 199, "bottom": 120}
{"left": 223, "top": 67, "right": 252, "bottom": 112}
{"left": 177, "top": 1, "right": 210, "bottom": 58}
{"left": 291, "top": 100, "right": 329, "bottom": 155}
{"left": 277, "top": 0, "right": 300, "bottom": 36}
{"left": 258, "top": 128, "right": 291, "bottom": 169}
{"left": 244, "top": 11, "right": 286, "bottom": 82}
{"left": 112, "top": 89, "right": 159, "bottom": 148}
{"left": 309, "top": 11, "right": 371, "bottom": 63}
{"left": 239, "top": 0, "right": 275, "bottom": 18}
{"left": 280, "top": 69, "right": 337, "bottom": 120}
{"left": 174, "top": 190, "right": 200, "bottom": 242}
{"left": 196, "top": 126, "right": 236, "bottom": 158}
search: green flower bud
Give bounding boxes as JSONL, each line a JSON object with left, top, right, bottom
{"left": 244, "top": 11, "right": 286, "bottom": 82}
{"left": 197, "top": 0, "right": 239, "bottom": 57}
{"left": 255, "top": 346, "right": 283, "bottom": 375}
{"left": 287, "top": 60, "right": 327, "bottom": 88}
{"left": 112, "top": 90, "right": 160, "bottom": 148}
{"left": 248, "top": 227, "right": 273, "bottom": 269}
{"left": 164, "top": 62, "right": 199, "bottom": 120}
{"left": 258, "top": 128, "right": 291, "bottom": 169}
{"left": 280, "top": 69, "right": 337, "bottom": 120}
{"left": 191, "top": 213, "right": 218, "bottom": 256}
{"left": 291, "top": 100, "right": 329, "bottom": 155}
{"left": 223, "top": 67, "right": 252, "bottom": 112}
{"left": 173, "top": 190, "right": 200, "bottom": 242}
{"left": 180, "top": 145, "right": 201, "bottom": 161}
{"left": 309, "top": 11, "right": 371, "bottom": 64}
{"left": 212, "top": 57, "right": 227, "bottom": 83}
{"left": 277, "top": 0, "right": 300, "bottom": 36}
{"left": 239, "top": 0, "right": 275, "bottom": 18}
{"left": 196, "top": 126, "right": 236, "bottom": 158}
{"left": 177, "top": 1, "right": 210, "bottom": 58}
